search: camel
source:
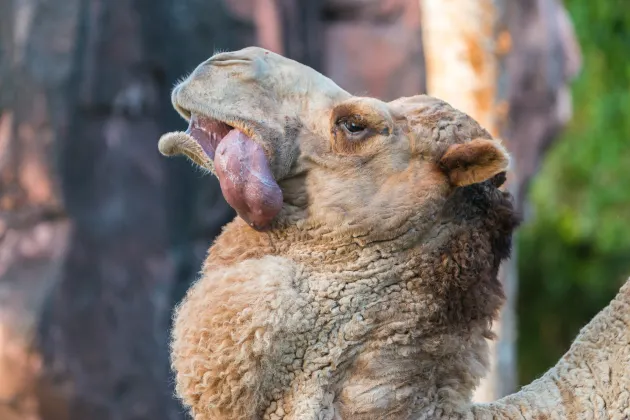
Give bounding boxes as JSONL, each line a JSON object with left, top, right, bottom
{"left": 158, "top": 47, "right": 630, "bottom": 419}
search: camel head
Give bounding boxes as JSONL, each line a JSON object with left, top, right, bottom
{"left": 159, "top": 46, "right": 513, "bottom": 237}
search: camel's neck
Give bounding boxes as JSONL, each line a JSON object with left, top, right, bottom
{"left": 204, "top": 214, "right": 510, "bottom": 419}
{"left": 203, "top": 212, "right": 428, "bottom": 269}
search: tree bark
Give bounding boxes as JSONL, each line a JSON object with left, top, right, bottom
{"left": 421, "top": 0, "right": 503, "bottom": 136}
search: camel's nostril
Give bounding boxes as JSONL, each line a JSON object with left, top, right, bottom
{"left": 208, "top": 52, "right": 253, "bottom": 66}
{"left": 210, "top": 58, "right": 252, "bottom": 67}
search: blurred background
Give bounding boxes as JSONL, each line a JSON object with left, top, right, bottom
{"left": 0, "top": 0, "right": 628, "bottom": 419}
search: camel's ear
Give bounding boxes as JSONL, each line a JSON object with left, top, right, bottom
{"left": 439, "top": 138, "right": 510, "bottom": 187}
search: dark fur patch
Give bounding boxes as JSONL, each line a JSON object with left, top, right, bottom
{"left": 430, "top": 180, "right": 521, "bottom": 328}
{"left": 444, "top": 179, "right": 521, "bottom": 266}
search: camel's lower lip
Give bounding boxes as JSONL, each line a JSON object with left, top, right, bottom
{"left": 186, "top": 114, "right": 234, "bottom": 160}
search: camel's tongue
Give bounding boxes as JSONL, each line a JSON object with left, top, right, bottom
{"left": 214, "top": 129, "right": 283, "bottom": 231}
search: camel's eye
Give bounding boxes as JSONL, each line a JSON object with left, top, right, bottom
{"left": 337, "top": 116, "right": 367, "bottom": 138}
{"left": 342, "top": 120, "right": 366, "bottom": 134}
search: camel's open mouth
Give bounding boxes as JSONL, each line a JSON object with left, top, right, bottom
{"left": 158, "top": 112, "right": 283, "bottom": 231}
{"left": 186, "top": 114, "right": 234, "bottom": 161}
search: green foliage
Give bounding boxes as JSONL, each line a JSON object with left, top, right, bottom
{"left": 516, "top": 0, "right": 630, "bottom": 386}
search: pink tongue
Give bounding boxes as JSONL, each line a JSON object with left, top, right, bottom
{"left": 214, "top": 129, "right": 283, "bottom": 231}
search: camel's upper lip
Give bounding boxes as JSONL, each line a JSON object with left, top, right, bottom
{"left": 171, "top": 85, "right": 258, "bottom": 145}
{"left": 175, "top": 101, "right": 257, "bottom": 140}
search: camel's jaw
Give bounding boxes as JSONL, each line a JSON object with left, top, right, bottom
{"left": 159, "top": 109, "right": 283, "bottom": 232}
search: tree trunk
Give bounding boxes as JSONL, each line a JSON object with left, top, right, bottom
{"left": 421, "top": 0, "right": 504, "bottom": 135}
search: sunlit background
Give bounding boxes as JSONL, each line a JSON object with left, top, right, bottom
{"left": 0, "top": 0, "right": 628, "bottom": 419}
